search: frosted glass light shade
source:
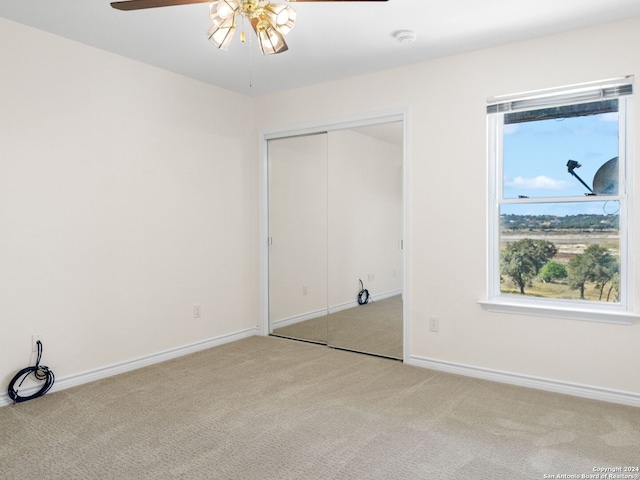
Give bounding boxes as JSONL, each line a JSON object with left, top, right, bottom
{"left": 208, "top": 23, "right": 236, "bottom": 50}
{"left": 263, "top": 3, "right": 296, "bottom": 35}
{"left": 210, "top": 0, "right": 239, "bottom": 27}
{"left": 251, "top": 17, "right": 288, "bottom": 55}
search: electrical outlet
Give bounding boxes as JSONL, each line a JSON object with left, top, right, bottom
{"left": 429, "top": 317, "right": 439, "bottom": 333}
{"left": 194, "top": 305, "right": 201, "bottom": 319}
{"left": 32, "top": 334, "right": 43, "bottom": 352}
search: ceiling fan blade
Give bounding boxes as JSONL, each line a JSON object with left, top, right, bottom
{"left": 111, "top": 0, "right": 210, "bottom": 11}
{"left": 291, "top": 0, "right": 388, "bottom": 2}
{"left": 111, "top": 0, "right": 388, "bottom": 11}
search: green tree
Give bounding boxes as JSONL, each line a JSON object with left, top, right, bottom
{"left": 538, "top": 261, "right": 567, "bottom": 283}
{"left": 567, "top": 253, "right": 592, "bottom": 299}
{"left": 501, "top": 238, "right": 557, "bottom": 294}
{"left": 567, "top": 244, "right": 617, "bottom": 300}
{"left": 593, "top": 254, "right": 619, "bottom": 301}
{"left": 606, "top": 272, "right": 620, "bottom": 302}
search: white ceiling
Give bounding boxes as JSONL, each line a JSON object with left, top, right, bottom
{"left": 2, "top": 0, "right": 640, "bottom": 97}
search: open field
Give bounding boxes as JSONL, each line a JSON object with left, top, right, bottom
{"left": 500, "top": 278, "right": 617, "bottom": 301}
{"left": 501, "top": 229, "right": 619, "bottom": 261}
{"left": 500, "top": 229, "right": 619, "bottom": 302}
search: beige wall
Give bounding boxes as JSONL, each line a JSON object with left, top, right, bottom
{"left": 268, "top": 134, "right": 328, "bottom": 323}
{"left": 1, "top": 14, "right": 639, "bottom": 401}
{"left": 0, "top": 18, "right": 258, "bottom": 390}
{"left": 255, "top": 17, "right": 640, "bottom": 394}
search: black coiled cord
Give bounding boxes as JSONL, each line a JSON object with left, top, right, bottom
{"left": 357, "top": 278, "right": 371, "bottom": 305}
{"left": 8, "top": 340, "right": 55, "bottom": 404}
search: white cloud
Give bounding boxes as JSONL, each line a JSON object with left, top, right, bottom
{"left": 503, "top": 124, "right": 519, "bottom": 135}
{"left": 599, "top": 112, "right": 618, "bottom": 122}
{"left": 505, "top": 175, "right": 571, "bottom": 190}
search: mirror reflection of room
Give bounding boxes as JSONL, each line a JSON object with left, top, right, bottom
{"left": 268, "top": 122, "right": 404, "bottom": 360}
{"left": 268, "top": 133, "right": 329, "bottom": 345}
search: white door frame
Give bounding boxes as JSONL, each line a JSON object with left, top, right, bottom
{"left": 258, "top": 109, "right": 409, "bottom": 361}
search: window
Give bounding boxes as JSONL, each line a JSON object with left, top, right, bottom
{"left": 481, "top": 78, "right": 638, "bottom": 324}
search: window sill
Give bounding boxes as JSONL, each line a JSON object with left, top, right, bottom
{"left": 478, "top": 297, "right": 639, "bottom": 325}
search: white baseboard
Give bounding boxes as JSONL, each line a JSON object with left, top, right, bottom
{"left": 329, "top": 289, "right": 402, "bottom": 314}
{"left": 271, "top": 308, "right": 328, "bottom": 329}
{"left": 407, "top": 355, "right": 640, "bottom": 407}
{"left": 272, "top": 289, "right": 404, "bottom": 328}
{"left": 5, "top": 331, "right": 635, "bottom": 408}
{"left": 0, "top": 327, "right": 258, "bottom": 408}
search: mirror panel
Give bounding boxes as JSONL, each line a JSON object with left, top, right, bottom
{"left": 268, "top": 134, "right": 328, "bottom": 344}
{"left": 327, "top": 126, "right": 403, "bottom": 359}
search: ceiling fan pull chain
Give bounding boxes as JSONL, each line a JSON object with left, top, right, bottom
{"left": 249, "top": 18, "right": 253, "bottom": 89}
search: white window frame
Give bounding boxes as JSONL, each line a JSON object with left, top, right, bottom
{"left": 480, "top": 77, "right": 639, "bottom": 325}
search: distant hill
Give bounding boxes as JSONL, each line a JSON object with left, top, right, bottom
{"left": 500, "top": 214, "right": 619, "bottom": 231}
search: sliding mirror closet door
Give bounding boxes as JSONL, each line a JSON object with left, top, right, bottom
{"left": 267, "top": 121, "right": 404, "bottom": 359}
{"left": 268, "top": 134, "right": 329, "bottom": 344}
{"left": 327, "top": 125, "right": 403, "bottom": 359}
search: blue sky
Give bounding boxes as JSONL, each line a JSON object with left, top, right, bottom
{"left": 501, "top": 109, "right": 619, "bottom": 217}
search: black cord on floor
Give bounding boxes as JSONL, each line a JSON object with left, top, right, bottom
{"left": 358, "top": 278, "right": 371, "bottom": 305}
{"left": 7, "top": 340, "right": 55, "bottom": 404}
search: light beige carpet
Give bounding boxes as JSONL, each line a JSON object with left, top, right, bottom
{"left": 1, "top": 336, "right": 638, "bottom": 479}
{"left": 273, "top": 295, "right": 403, "bottom": 359}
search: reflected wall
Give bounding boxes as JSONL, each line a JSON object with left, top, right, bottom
{"left": 268, "top": 134, "right": 328, "bottom": 343}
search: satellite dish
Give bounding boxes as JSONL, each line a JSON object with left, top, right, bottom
{"left": 592, "top": 157, "right": 618, "bottom": 195}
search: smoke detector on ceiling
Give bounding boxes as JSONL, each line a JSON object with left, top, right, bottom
{"left": 394, "top": 30, "right": 417, "bottom": 45}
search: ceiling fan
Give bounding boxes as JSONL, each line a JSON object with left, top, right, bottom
{"left": 110, "top": 0, "right": 388, "bottom": 55}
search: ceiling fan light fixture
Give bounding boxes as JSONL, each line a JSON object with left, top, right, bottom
{"left": 112, "top": 0, "right": 391, "bottom": 55}
{"left": 250, "top": 16, "right": 288, "bottom": 55}
{"left": 208, "top": 22, "right": 237, "bottom": 50}
{"left": 209, "top": 0, "right": 239, "bottom": 27}
{"left": 263, "top": 3, "right": 297, "bottom": 35}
